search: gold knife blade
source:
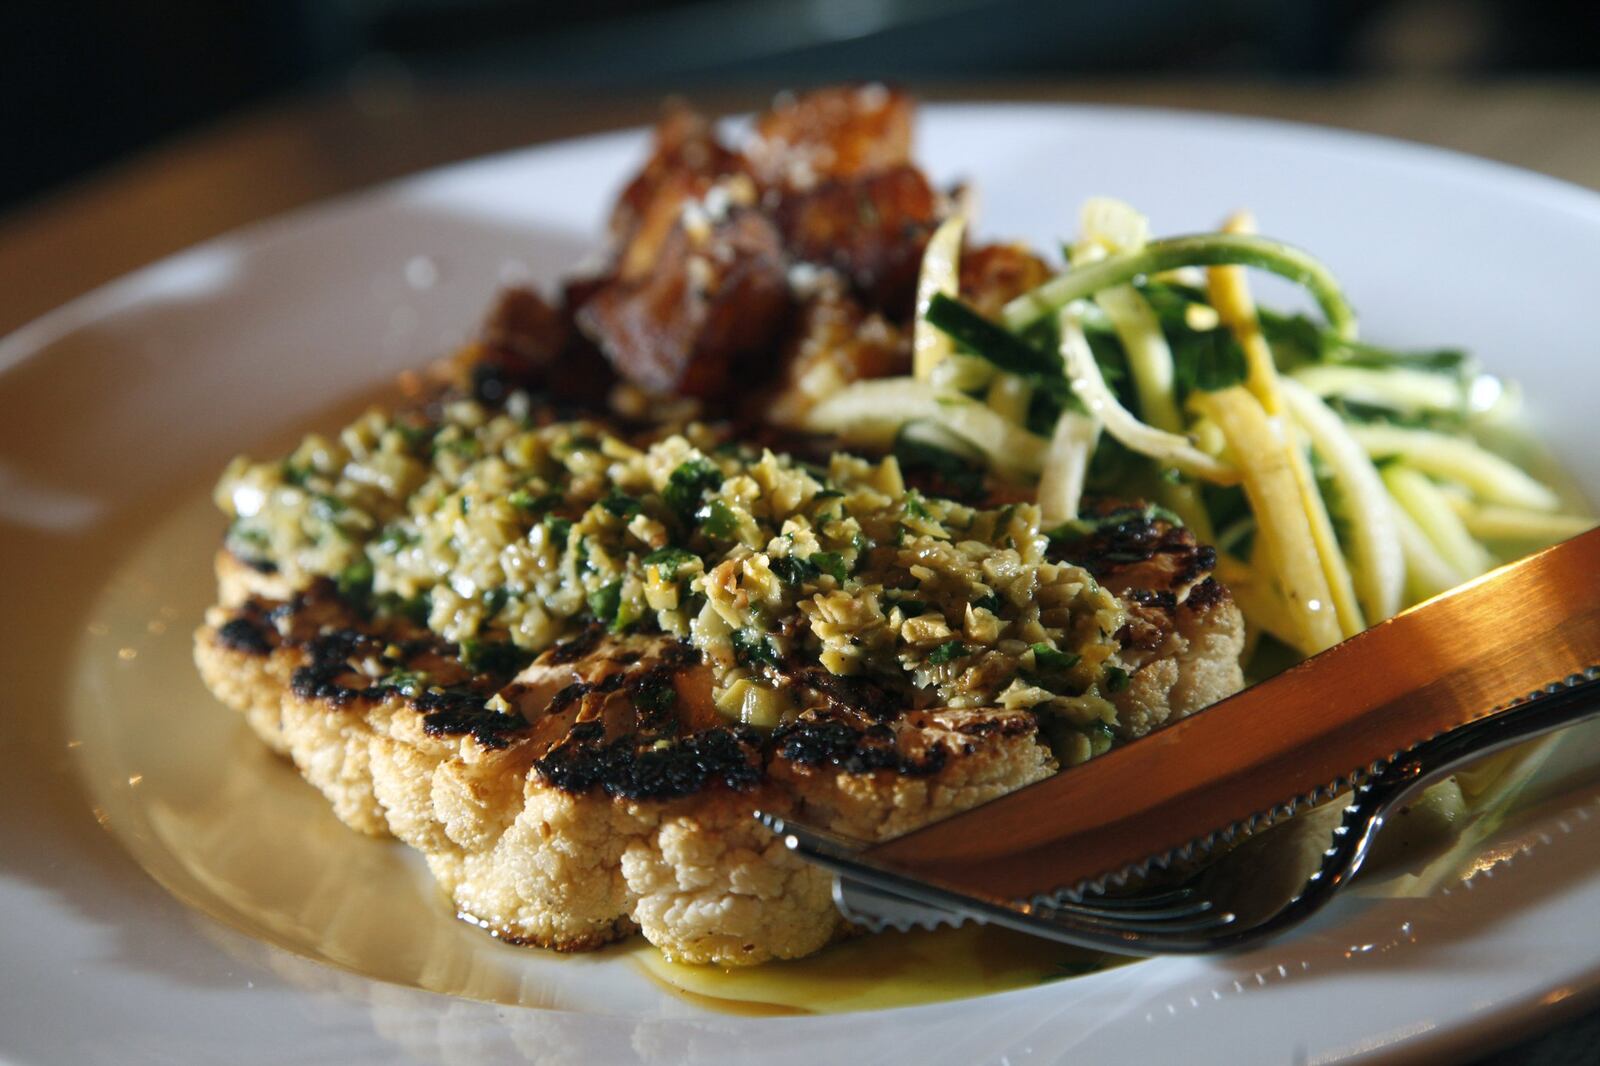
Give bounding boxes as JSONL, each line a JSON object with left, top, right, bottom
{"left": 861, "top": 527, "right": 1600, "bottom": 904}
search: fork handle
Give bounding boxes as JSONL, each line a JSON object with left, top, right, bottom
{"left": 1339, "top": 666, "right": 1600, "bottom": 882}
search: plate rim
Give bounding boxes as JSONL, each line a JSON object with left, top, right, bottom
{"left": 8, "top": 97, "right": 1600, "bottom": 375}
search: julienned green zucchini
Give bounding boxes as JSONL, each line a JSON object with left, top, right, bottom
{"left": 1001, "top": 232, "right": 1358, "bottom": 340}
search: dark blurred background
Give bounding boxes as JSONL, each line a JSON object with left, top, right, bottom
{"left": 4, "top": 0, "right": 1597, "bottom": 216}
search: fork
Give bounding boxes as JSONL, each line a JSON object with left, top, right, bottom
{"left": 759, "top": 666, "right": 1600, "bottom": 956}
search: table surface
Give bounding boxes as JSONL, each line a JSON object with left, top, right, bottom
{"left": 4, "top": 79, "right": 1599, "bottom": 1064}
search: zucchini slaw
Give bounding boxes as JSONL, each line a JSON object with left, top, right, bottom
{"left": 803, "top": 197, "right": 1594, "bottom": 665}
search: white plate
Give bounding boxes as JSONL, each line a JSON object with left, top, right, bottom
{"left": 4, "top": 103, "right": 1600, "bottom": 1065}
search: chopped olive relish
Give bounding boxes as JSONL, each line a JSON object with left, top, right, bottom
{"left": 216, "top": 392, "right": 1128, "bottom": 732}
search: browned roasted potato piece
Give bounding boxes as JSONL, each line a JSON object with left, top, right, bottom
{"left": 446, "top": 286, "right": 616, "bottom": 409}
{"left": 777, "top": 164, "right": 940, "bottom": 316}
{"left": 615, "top": 171, "right": 713, "bottom": 284}
{"left": 958, "top": 242, "right": 1054, "bottom": 318}
{"left": 745, "top": 84, "right": 914, "bottom": 188}
{"left": 481, "top": 286, "right": 569, "bottom": 367}
{"left": 610, "top": 102, "right": 743, "bottom": 249}
{"left": 576, "top": 209, "right": 790, "bottom": 397}
{"left": 764, "top": 280, "right": 907, "bottom": 427}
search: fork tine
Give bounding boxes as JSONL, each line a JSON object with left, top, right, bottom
{"left": 774, "top": 809, "right": 1235, "bottom": 941}
{"left": 774, "top": 814, "right": 1242, "bottom": 952}
{"left": 773, "top": 816, "right": 1210, "bottom": 921}
{"left": 1057, "top": 885, "right": 1200, "bottom": 909}
{"left": 1036, "top": 907, "right": 1238, "bottom": 935}
{"left": 1037, "top": 896, "right": 1216, "bottom": 922}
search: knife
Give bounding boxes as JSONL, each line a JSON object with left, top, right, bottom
{"left": 766, "top": 526, "right": 1600, "bottom": 921}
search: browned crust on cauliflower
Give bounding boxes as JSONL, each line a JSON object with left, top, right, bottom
{"left": 197, "top": 524, "right": 1242, "bottom": 965}
{"left": 1050, "top": 504, "right": 1246, "bottom": 737}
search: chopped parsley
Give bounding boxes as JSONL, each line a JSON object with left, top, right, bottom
{"left": 586, "top": 580, "right": 623, "bottom": 629}
{"left": 437, "top": 436, "right": 481, "bottom": 459}
{"left": 697, "top": 499, "right": 740, "bottom": 539}
{"left": 280, "top": 460, "right": 312, "bottom": 487}
{"left": 310, "top": 493, "right": 346, "bottom": 521}
{"left": 809, "top": 551, "right": 849, "bottom": 584}
{"left": 508, "top": 488, "right": 563, "bottom": 513}
{"left": 543, "top": 514, "right": 573, "bottom": 545}
{"left": 971, "top": 593, "right": 1003, "bottom": 614}
{"left": 375, "top": 523, "right": 418, "bottom": 554}
{"left": 928, "top": 640, "right": 968, "bottom": 665}
{"left": 482, "top": 585, "right": 516, "bottom": 616}
{"left": 335, "top": 558, "right": 374, "bottom": 603}
{"left": 643, "top": 547, "right": 698, "bottom": 581}
{"left": 1030, "top": 642, "right": 1081, "bottom": 673}
{"left": 664, "top": 458, "right": 723, "bottom": 518}
{"left": 769, "top": 555, "right": 820, "bottom": 585}
{"left": 394, "top": 421, "right": 437, "bottom": 454}
{"left": 732, "top": 629, "right": 781, "bottom": 669}
{"left": 384, "top": 669, "right": 431, "bottom": 697}
{"left": 888, "top": 595, "right": 930, "bottom": 617}
{"left": 227, "top": 522, "right": 270, "bottom": 554}
{"left": 600, "top": 489, "right": 642, "bottom": 519}
{"left": 459, "top": 638, "right": 535, "bottom": 677}
{"left": 1084, "top": 721, "right": 1115, "bottom": 758}
{"left": 373, "top": 590, "right": 431, "bottom": 627}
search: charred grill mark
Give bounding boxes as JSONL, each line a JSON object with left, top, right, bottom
{"left": 550, "top": 682, "right": 593, "bottom": 713}
{"left": 290, "top": 662, "right": 364, "bottom": 707}
{"left": 420, "top": 703, "right": 531, "bottom": 750}
{"left": 1051, "top": 506, "right": 1222, "bottom": 596}
{"left": 1055, "top": 515, "right": 1170, "bottom": 572}
{"left": 412, "top": 689, "right": 489, "bottom": 713}
{"left": 217, "top": 617, "right": 273, "bottom": 655}
{"left": 626, "top": 665, "right": 683, "bottom": 734}
{"left": 1120, "top": 611, "right": 1171, "bottom": 653}
{"left": 229, "top": 579, "right": 1071, "bottom": 794}
{"left": 288, "top": 630, "right": 371, "bottom": 705}
{"left": 951, "top": 715, "right": 1036, "bottom": 738}
{"left": 772, "top": 718, "right": 948, "bottom": 776}
{"left": 1128, "top": 588, "right": 1178, "bottom": 611}
{"left": 657, "top": 642, "right": 700, "bottom": 668}
{"left": 310, "top": 629, "right": 366, "bottom": 659}
{"left": 1175, "top": 545, "right": 1218, "bottom": 589}
{"left": 247, "top": 602, "right": 512, "bottom": 737}
{"left": 1185, "top": 576, "right": 1228, "bottom": 611}
{"left": 548, "top": 626, "right": 604, "bottom": 664}
{"left": 785, "top": 665, "right": 904, "bottom": 722}
{"left": 267, "top": 599, "right": 301, "bottom": 626}
{"left": 533, "top": 724, "right": 762, "bottom": 799}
